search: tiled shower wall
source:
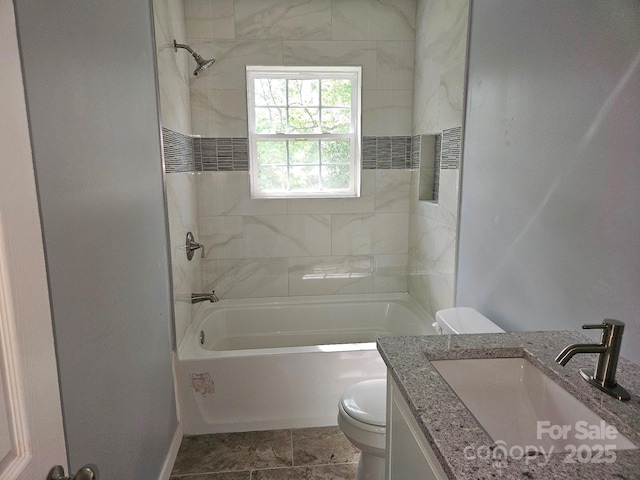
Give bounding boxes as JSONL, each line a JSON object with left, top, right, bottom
{"left": 154, "top": 0, "right": 200, "bottom": 344}
{"left": 162, "top": 132, "right": 419, "bottom": 299}
{"left": 162, "top": 122, "right": 462, "bottom": 303}
{"left": 156, "top": 0, "right": 469, "bottom": 342}
{"left": 409, "top": 0, "right": 469, "bottom": 316}
{"left": 182, "top": 0, "right": 417, "bottom": 302}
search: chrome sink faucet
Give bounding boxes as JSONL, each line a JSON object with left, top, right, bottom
{"left": 191, "top": 290, "right": 219, "bottom": 303}
{"left": 555, "top": 319, "right": 630, "bottom": 401}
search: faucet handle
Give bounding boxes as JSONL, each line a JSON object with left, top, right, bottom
{"left": 582, "top": 323, "right": 607, "bottom": 330}
{"left": 582, "top": 319, "right": 625, "bottom": 330}
{"left": 582, "top": 320, "right": 625, "bottom": 351}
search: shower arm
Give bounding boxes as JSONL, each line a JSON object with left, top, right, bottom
{"left": 174, "top": 40, "right": 198, "bottom": 59}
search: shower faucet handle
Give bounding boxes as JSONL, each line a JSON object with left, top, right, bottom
{"left": 185, "top": 231, "right": 205, "bottom": 260}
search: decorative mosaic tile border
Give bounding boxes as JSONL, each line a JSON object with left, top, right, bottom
{"left": 162, "top": 129, "right": 421, "bottom": 173}
{"left": 411, "top": 135, "right": 421, "bottom": 170}
{"left": 162, "top": 127, "right": 460, "bottom": 174}
{"left": 194, "top": 137, "right": 249, "bottom": 172}
{"left": 162, "top": 128, "right": 195, "bottom": 173}
{"left": 362, "top": 136, "right": 413, "bottom": 169}
{"left": 433, "top": 134, "right": 442, "bottom": 201}
{"left": 440, "top": 126, "right": 461, "bottom": 170}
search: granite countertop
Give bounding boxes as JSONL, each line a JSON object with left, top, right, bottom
{"left": 377, "top": 331, "right": 640, "bottom": 479}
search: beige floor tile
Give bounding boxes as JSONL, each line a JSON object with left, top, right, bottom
{"left": 171, "top": 430, "right": 292, "bottom": 475}
{"left": 292, "top": 426, "right": 361, "bottom": 466}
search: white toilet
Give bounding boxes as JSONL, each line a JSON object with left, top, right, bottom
{"left": 337, "top": 307, "right": 504, "bottom": 480}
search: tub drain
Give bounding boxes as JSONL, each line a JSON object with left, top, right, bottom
{"left": 199, "top": 330, "right": 205, "bottom": 345}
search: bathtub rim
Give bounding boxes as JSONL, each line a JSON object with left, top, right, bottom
{"left": 178, "top": 292, "right": 434, "bottom": 360}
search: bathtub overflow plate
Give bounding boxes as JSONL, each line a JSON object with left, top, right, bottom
{"left": 199, "top": 330, "right": 205, "bottom": 345}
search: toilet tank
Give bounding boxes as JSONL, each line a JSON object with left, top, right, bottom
{"left": 434, "top": 307, "right": 505, "bottom": 335}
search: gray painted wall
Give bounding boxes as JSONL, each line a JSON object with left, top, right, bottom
{"left": 458, "top": 0, "right": 640, "bottom": 365}
{"left": 14, "top": 0, "right": 177, "bottom": 476}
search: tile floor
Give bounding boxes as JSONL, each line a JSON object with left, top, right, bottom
{"left": 170, "top": 426, "right": 360, "bottom": 480}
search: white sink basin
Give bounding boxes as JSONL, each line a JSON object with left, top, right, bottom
{"left": 431, "top": 357, "right": 636, "bottom": 453}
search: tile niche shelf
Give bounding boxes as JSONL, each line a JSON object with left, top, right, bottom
{"left": 418, "top": 133, "right": 441, "bottom": 204}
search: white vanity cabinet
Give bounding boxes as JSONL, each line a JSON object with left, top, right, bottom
{"left": 386, "top": 374, "right": 448, "bottom": 480}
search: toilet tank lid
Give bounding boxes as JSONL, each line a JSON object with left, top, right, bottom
{"left": 340, "top": 379, "right": 386, "bottom": 427}
{"left": 435, "top": 307, "right": 505, "bottom": 334}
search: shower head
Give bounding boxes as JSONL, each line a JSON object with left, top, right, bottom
{"left": 173, "top": 39, "right": 215, "bottom": 77}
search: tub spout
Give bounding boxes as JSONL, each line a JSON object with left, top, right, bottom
{"left": 555, "top": 319, "right": 630, "bottom": 401}
{"left": 191, "top": 291, "right": 219, "bottom": 303}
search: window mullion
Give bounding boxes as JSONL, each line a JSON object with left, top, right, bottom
{"left": 285, "top": 78, "right": 290, "bottom": 135}
{"left": 285, "top": 79, "right": 291, "bottom": 191}
{"left": 318, "top": 80, "right": 323, "bottom": 189}
{"left": 318, "top": 138, "right": 323, "bottom": 190}
{"left": 286, "top": 139, "right": 291, "bottom": 192}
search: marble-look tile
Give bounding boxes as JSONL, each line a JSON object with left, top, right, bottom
{"left": 438, "top": 64, "right": 465, "bottom": 130}
{"left": 165, "top": 173, "right": 200, "bottom": 344}
{"left": 331, "top": 213, "right": 375, "bottom": 255}
{"left": 412, "top": 0, "right": 468, "bottom": 136}
{"left": 187, "top": 39, "right": 284, "bottom": 91}
{"left": 362, "top": 89, "right": 413, "bottom": 136}
{"left": 407, "top": 269, "right": 456, "bottom": 317}
{"left": 171, "top": 473, "right": 249, "bottom": 480}
{"left": 234, "top": 0, "right": 332, "bottom": 40}
{"left": 332, "top": 0, "right": 416, "bottom": 41}
{"left": 374, "top": 254, "right": 409, "bottom": 293}
{"left": 376, "top": 41, "right": 414, "bottom": 90}
{"left": 288, "top": 256, "right": 373, "bottom": 296}
{"left": 185, "top": 0, "right": 235, "bottom": 40}
{"left": 412, "top": 69, "right": 441, "bottom": 134}
{"left": 331, "top": 212, "right": 409, "bottom": 255}
{"left": 243, "top": 215, "right": 331, "bottom": 257}
{"left": 190, "top": 88, "right": 248, "bottom": 137}
{"left": 408, "top": 216, "right": 456, "bottom": 274}
{"left": 283, "top": 40, "right": 377, "bottom": 90}
{"left": 286, "top": 170, "right": 375, "bottom": 214}
{"left": 154, "top": 0, "right": 191, "bottom": 133}
{"left": 374, "top": 170, "right": 411, "bottom": 212}
{"left": 410, "top": 171, "right": 457, "bottom": 226}
{"left": 173, "top": 301, "right": 194, "bottom": 349}
{"left": 196, "top": 172, "right": 287, "bottom": 217}
{"left": 292, "top": 426, "right": 360, "bottom": 466}
{"left": 407, "top": 269, "right": 434, "bottom": 315}
{"left": 166, "top": 173, "right": 199, "bottom": 231}
{"left": 435, "top": 168, "right": 460, "bottom": 221}
{"left": 198, "top": 216, "right": 243, "bottom": 259}
{"left": 201, "top": 257, "right": 289, "bottom": 298}
{"left": 171, "top": 430, "right": 292, "bottom": 475}
{"left": 415, "top": 0, "right": 468, "bottom": 79}
{"left": 427, "top": 271, "right": 455, "bottom": 313}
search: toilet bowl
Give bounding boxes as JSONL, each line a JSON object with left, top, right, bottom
{"left": 338, "top": 379, "right": 387, "bottom": 480}
{"left": 337, "top": 307, "right": 504, "bottom": 480}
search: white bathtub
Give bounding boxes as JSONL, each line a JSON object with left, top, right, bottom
{"left": 176, "top": 293, "right": 436, "bottom": 434}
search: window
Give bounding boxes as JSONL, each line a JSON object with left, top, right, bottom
{"left": 246, "top": 66, "right": 362, "bottom": 198}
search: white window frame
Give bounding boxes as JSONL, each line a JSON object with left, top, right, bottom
{"left": 246, "top": 66, "right": 362, "bottom": 199}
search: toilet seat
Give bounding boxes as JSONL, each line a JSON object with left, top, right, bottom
{"left": 340, "top": 379, "right": 387, "bottom": 429}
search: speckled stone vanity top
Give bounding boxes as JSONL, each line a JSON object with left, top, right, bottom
{"left": 377, "top": 331, "right": 640, "bottom": 479}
